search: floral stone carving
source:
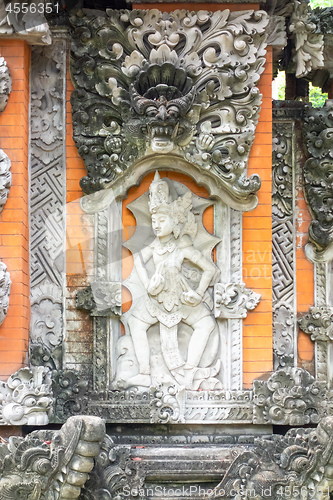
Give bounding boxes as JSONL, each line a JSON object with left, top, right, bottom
{"left": 299, "top": 306, "right": 333, "bottom": 341}
{"left": 0, "top": 414, "right": 105, "bottom": 500}
{"left": 114, "top": 173, "right": 222, "bottom": 391}
{"left": 303, "top": 100, "right": 333, "bottom": 254}
{"left": 0, "top": 0, "right": 51, "bottom": 44}
{"left": 70, "top": 8, "right": 269, "bottom": 209}
{"left": 214, "top": 282, "right": 260, "bottom": 319}
{"left": 76, "top": 281, "right": 122, "bottom": 317}
{"left": 0, "top": 366, "right": 52, "bottom": 426}
{"left": 0, "top": 56, "right": 11, "bottom": 113}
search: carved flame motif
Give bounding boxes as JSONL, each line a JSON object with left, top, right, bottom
{"left": 70, "top": 8, "right": 268, "bottom": 208}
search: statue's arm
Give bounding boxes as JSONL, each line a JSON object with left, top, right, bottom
{"left": 134, "top": 246, "right": 153, "bottom": 288}
{"left": 183, "top": 247, "right": 215, "bottom": 297}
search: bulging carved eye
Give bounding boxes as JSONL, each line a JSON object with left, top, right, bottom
{"left": 167, "top": 105, "right": 179, "bottom": 117}
{"left": 146, "top": 106, "right": 157, "bottom": 117}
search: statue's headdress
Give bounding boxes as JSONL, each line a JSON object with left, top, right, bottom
{"left": 148, "top": 172, "right": 197, "bottom": 240}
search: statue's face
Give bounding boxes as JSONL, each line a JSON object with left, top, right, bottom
{"left": 152, "top": 213, "right": 173, "bottom": 238}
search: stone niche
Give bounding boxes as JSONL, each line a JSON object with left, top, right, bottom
{"left": 69, "top": 7, "right": 269, "bottom": 424}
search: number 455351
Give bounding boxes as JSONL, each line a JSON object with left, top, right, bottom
{"left": 5, "top": 2, "right": 58, "bottom": 14}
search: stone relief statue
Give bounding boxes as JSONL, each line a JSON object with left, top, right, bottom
{"left": 114, "top": 172, "right": 222, "bottom": 391}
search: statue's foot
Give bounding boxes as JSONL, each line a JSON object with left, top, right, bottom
{"left": 125, "top": 373, "right": 151, "bottom": 388}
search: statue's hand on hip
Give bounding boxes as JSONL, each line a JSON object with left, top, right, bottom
{"left": 148, "top": 273, "right": 165, "bottom": 296}
{"left": 181, "top": 290, "right": 202, "bottom": 307}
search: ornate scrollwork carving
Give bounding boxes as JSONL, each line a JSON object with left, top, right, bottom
{"left": 253, "top": 367, "right": 330, "bottom": 425}
{"left": 0, "top": 367, "right": 52, "bottom": 426}
{"left": 0, "top": 150, "right": 11, "bottom": 213}
{"left": 0, "top": 415, "right": 105, "bottom": 500}
{"left": 80, "top": 435, "right": 145, "bottom": 500}
{"left": 70, "top": 8, "right": 269, "bottom": 208}
{"left": 303, "top": 100, "right": 333, "bottom": 254}
{"left": 30, "top": 284, "right": 63, "bottom": 370}
{"left": 0, "top": 56, "right": 11, "bottom": 113}
{"left": 76, "top": 281, "right": 122, "bottom": 317}
{"left": 289, "top": 0, "right": 324, "bottom": 78}
{"left": 0, "top": 260, "right": 10, "bottom": 326}
{"left": 150, "top": 385, "right": 184, "bottom": 424}
{"left": 0, "top": 0, "right": 51, "bottom": 44}
{"left": 299, "top": 306, "right": 333, "bottom": 341}
{"left": 214, "top": 282, "right": 260, "bottom": 319}
{"left": 213, "top": 417, "right": 333, "bottom": 499}
{"left": 51, "top": 369, "right": 89, "bottom": 423}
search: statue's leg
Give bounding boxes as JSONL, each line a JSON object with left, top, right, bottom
{"left": 186, "top": 314, "right": 216, "bottom": 367}
{"left": 127, "top": 315, "right": 154, "bottom": 387}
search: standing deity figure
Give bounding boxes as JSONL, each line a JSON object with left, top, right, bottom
{"left": 121, "top": 172, "right": 221, "bottom": 391}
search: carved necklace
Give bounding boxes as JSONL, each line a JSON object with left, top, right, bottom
{"left": 155, "top": 240, "right": 176, "bottom": 255}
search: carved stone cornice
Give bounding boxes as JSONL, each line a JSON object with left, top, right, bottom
{"left": 253, "top": 367, "right": 330, "bottom": 425}
{"left": 299, "top": 306, "right": 333, "bottom": 341}
{"left": 0, "top": 415, "right": 105, "bottom": 500}
{"left": 0, "top": 0, "right": 51, "bottom": 44}
{"left": 214, "top": 282, "right": 260, "bottom": 319}
{"left": 69, "top": 8, "right": 269, "bottom": 210}
{"left": 303, "top": 100, "right": 333, "bottom": 257}
{"left": 0, "top": 366, "right": 52, "bottom": 425}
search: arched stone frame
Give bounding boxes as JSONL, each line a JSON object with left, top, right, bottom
{"left": 76, "top": 154, "right": 260, "bottom": 423}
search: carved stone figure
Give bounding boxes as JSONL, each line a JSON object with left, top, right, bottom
{"left": 0, "top": 366, "right": 52, "bottom": 426}
{"left": 0, "top": 414, "right": 105, "bottom": 499}
{"left": 115, "top": 173, "right": 221, "bottom": 391}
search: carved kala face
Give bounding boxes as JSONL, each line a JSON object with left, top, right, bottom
{"left": 152, "top": 213, "right": 174, "bottom": 238}
{"left": 145, "top": 98, "right": 181, "bottom": 153}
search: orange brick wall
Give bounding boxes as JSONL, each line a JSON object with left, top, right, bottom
{"left": 243, "top": 46, "right": 273, "bottom": 387}
{"left": 0, "top": 41, "right": 30, "bottom": 379}
{"left": 65, "top": 69, "right": 94, "bottom": 372}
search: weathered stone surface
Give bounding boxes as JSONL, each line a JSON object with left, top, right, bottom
{"left": 0, "top": 367, "right": 52, "bottom": 426}
{"left": 29, "top": 40, "right": 67, "bottom": 370}
{"left": 253, "top": 367, "right": 332, "bottom": 425}
{"left": 79, "top": 417, "right": 333, "bottom": 500}
{"left": 0, "top": 0, "right": 51, "bottom": 44}
{"left": 0, "top": 415, "right": 105, "bottom": 499}
{"left": 70, "top": 8, "right": 268, "bottom": 209}
{"left": 303, "top": 100, "right": 333, "bottom": 254}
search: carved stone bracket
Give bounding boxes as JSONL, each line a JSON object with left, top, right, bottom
{"left": 299, "top": 306, "right": 333, "bottom": 341}
{"left": 70, "top": 8, "right": 269, "bottom": 210}
{"left": 253, "top": 367, "right": 333, "bottom": 425}
{"left": 0, "top": 366, "right": 52, "bottom": 426}
{"left": 289, "top": 0, "right": 324, "bottom": 78}
{"left": 76, "top": 281, "right": 122, "bottom": 317}
{"left": 0, "top": 0, "right": 51, "bottom": 44}
{"left": 214, "top": 282, "right": 260, "bottom": 319}
{"left": 0, "top": 415, "right": 105, "bottom": 499}
{"left": 303, "top": 100, "right": 333, "bottom": 258}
